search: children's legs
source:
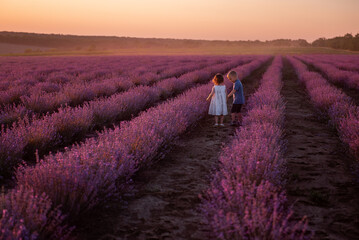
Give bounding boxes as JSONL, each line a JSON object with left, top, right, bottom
{"left": 231, "top": 113, "right": 236, "bottom": 122}
{"left": 220, "top": 115, "right": 224, "bottom": 124}
{"left": 237, "top": 113, "right": 242, "bottom": 123}
{"left": 215, "top": 116, "right": 219, "bottom": 124}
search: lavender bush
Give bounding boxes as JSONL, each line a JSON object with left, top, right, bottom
{"left": 0, "top": 56, "right": 231, "bottom": 125}
{"left": 288, "top": 56, "right": 359, "bottom": 161}
{"left": 296, "top": 55, "right": 359, "bottom": 91}
{"left": 0, "top": 185, "right": 74, "bottom": 239}
{"left": 0, "top": 57, "right": 249, "bottom": 178}
{"left": 0, "top": 56, "right": 271, "bottom": 238}
{"left": 201, "top": 56, "right": 310, "bottom": 239}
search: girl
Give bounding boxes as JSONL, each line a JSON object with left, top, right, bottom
{"left": 206, "top": 73, "right": 228, "bottom": 126}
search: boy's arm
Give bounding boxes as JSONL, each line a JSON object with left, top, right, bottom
{"left": 227, "top": 89, "right": 236, "bottom": 98}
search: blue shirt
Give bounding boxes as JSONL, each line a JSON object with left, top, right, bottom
{"left": 233, "top": 79, "right": 245, "bottom": 104}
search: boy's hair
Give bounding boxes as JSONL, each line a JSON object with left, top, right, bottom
{"left": 212, "top": 73, "right": 224, "bottom": 85}
{"left": 227, "top": 70, "right": 238, "bottom": 79}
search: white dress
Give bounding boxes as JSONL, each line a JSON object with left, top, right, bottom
{"left": 208, "top": 85, "right": 228, "bottom": 115}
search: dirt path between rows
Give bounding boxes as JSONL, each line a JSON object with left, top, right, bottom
{"left": 282, "top": 58, "right": 359, "bottom": 240}
{"left": 72, "top": 60, "right": 272, "bottom": 240}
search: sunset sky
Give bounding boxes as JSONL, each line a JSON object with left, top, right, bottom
{"left": 1, "top": 0, "right": 358, "bottom": 42}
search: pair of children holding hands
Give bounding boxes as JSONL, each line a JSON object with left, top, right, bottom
{"left": 206, "top": 70, "right": 245, "bottom": 126}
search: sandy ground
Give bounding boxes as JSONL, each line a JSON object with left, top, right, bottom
{"left": 72, "top": 61, "right": 272, "bottom": 240}
{"left": 282, "top": 58, "right": 359, "bottom": 240}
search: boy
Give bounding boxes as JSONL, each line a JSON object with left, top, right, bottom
{"left": 226, "top": 70, "right": 245, "bottom": 126}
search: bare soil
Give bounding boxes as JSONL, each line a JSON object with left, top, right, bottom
{"left": 282, "top": 58, "right": 359, "bottom": 240}
{"left": 72, "top": 60, "right": 272, "bottom": 240}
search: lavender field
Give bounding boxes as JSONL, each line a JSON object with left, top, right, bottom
{"left": 1, "top": 54, "right": 359, "bottom": 240}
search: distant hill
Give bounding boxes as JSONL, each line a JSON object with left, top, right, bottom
{"left": 0, "top": 31, "right": 310, "bottom": 52}
{"left": 2, "top": 31, "right": 356, "bottom": 55}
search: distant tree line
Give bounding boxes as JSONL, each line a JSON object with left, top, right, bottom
{"left": 4, "top": 31, "right": 359, "bottom": 52}
{"left": 312, "top": 33, "right": 359, "bottom": 51}
{"left": 0, "top": 31, "right": 310, "bottom": 51}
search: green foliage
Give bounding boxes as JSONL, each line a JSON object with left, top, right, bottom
{"left": 313, "top": 33, "right": 359, "bottom": 51}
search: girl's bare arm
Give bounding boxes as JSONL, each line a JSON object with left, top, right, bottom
{"left": 206, "top": 87, "right": 214, "bottom": 101}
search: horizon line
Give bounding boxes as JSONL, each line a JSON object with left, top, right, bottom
{"left": 3, "top": 29, "right": 353, "bottom": 44}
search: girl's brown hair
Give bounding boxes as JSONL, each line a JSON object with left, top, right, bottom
{"left": 212, "top": 73, "right": 224, "bottom": 85}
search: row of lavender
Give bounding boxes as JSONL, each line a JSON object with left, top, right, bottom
{"left": 0, "top": 56, "right": 177, "bottom": 105}
{"left": 0, "top": 55, "right": 223, "bottom": 90}
{"left": 298, "top": 54, "right": 359, "bottom": 72}
{"left": 200, "top": 56, "right": 309, "bottom": 239}
{"left": 0, "top": 56, "right": 229, "bottom": 123}
{"left": 0, "top": 58, "right": 232, "bottom": 127}
{"left": 0, "top": 56, "right": 255, "bottom": 179}
{"left": 0, "top": 56, "right": 271, "bottom": 239}
{"left": 287, "top": 56, "right": 359, "bottom": 161}
{"left": 295, "top": 55, "right": 359, "bottom": 91}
